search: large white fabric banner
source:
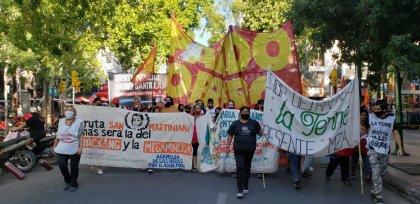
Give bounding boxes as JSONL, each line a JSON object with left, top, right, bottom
{"left": 199, "top": 109, "right": 278, "bottom": 173}
{"left": 75, "top": 105, "right": 194, "bottom": 169}
{"left": 263, "top": 70, "right": 360, "bottom": 156}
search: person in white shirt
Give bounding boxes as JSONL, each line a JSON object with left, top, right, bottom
{"left": 367, "top": 100, "right": 403, "bottom": 204}
{"left": 206, "top": 98, "right": 218, "bottom": 122}
{"left": 54, "top": 105, "right": 84, "bottom": 192}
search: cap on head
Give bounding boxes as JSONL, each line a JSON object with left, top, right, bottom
{"left": 23, "top": 113, "right": 33, "bottom": 120}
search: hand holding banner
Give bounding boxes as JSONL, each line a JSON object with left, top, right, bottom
{"left": 263, "top": 70, "right": 360, "bottom": 156}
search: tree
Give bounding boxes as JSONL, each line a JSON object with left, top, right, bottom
{"left": 290, "top": 0, "right": 420, "bottom": 153}
{"left": 230, "top": 0, "right": 320, "bottom": 69}
{"left": 86, "top": 0, "right": 215, "bottom": 70}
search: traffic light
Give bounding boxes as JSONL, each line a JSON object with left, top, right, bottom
{"left": 58, "top": 80, "right": 67, "bottom": 93}
{"left": 71, "top": 71, "right": 81, "bottom": 87}
{"left": 329, "top": 69, "right": 338, "bottom": 87}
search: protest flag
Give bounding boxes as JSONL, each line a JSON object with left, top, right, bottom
{"left": 131, "top": 44, "right": 157, "bottom": 85}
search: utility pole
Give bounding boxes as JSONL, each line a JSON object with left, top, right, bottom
{"left": 72, "top": 86, "right": 75, "bottom": 105}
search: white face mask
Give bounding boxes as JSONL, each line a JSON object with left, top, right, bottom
{"left": 65, "top": 111, "right": 74, "bottom": 119}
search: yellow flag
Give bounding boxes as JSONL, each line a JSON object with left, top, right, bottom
{"left": 131, "top": 45, "right": 157, "bottom": 85}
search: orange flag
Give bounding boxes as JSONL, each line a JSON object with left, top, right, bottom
{"left": 131, "top": 45, "right": 157, "bottom": 85}
{"left": 340, "top": 75, "right": 346, "bottom": 89}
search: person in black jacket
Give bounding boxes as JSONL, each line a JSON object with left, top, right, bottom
{"left": 226, "top": 106, "right": 263, "bottom": 198}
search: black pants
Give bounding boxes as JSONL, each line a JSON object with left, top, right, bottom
{"left": 234, "top": 149, "right": 254, "bottom": 192}
{"left": 325, "top": 155, "right": 350, "bottom": 181}
{"left": 58, "top": 153, "right": 81, "bottom": 187}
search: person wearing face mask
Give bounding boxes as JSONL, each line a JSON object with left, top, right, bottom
{"left": 195, "top": 99, "right": 206, "bottom": 114}
{"left": 184, "top": 105, "right": 192, "bottom": 114}
{"left": 254, "top": 99, "right": 264, "bottom": 111}
{"left": 191, "top": 104, "right": 203, "bottom": 173}
{"left": 160, "top": 96, "right": 178, "bottom": 113}
{"left": 53, "top": 105, "right": 84, "bottom": 192}
{"left": 367, "top": 100, "right": 404, "bottom": 204}
{"left": 178, "top": 104, "right": 185, "bottom": 112}
{"left": 213, "top": 107, "right": 222, "bottom": 124}
{"left": 226, "top": 106, "right": 263, "bottom": 198}
{"left": 226, "top": 100, "right": 236, "bottom": 109}
{"left": 206, "top": 98, "right": 218, "bottom": 121}
{"left": 132, "top": 97, "right": 142, "bottom": 111}
{"left": 111, "top": 97, "right": 120, "bottom": 108}
{"left": 350, "top": 106, "right": 372, "bottom": 182}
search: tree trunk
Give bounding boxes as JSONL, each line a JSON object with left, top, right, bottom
{"left": 376, "top": 81, "right": 381, "bottom": 100}
{"left": 393, "top": 68, "right": 408, "bottom": 155}
{"left": 356, "top": 65, "right": 362, "bottom": 103}
{"left": 42, "top": 79, "right": 52, "bottom": 127}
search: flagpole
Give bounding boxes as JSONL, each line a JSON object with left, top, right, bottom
{"left": 359, "top": 140, "right": 364, "bottom": 195}
{"left": 151, "top": 66, "right": 155, "bottom": 102}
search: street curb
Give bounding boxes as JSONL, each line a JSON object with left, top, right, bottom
{"left": 384, "top": 172, "right": 420, "bottom": 204}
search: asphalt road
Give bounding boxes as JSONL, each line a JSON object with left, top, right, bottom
{"left": 0, "top": 160, "right": 410, "bottom": 204}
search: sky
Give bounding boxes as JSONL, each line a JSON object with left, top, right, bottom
{"left": 193, "top": 0, "right": 235, "bottom": 46}
{"left": 193, "top": 18, "right": 211, "bottom": 46}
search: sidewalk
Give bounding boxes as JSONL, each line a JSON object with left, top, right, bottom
{"left": 386, "top": 129, "right": 420, "bottom": 203}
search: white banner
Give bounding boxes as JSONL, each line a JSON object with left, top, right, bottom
{"left": 75, "top": 105, "right": 194, "bottom": 169}
{"left": 199, "top": 109, "right": 278, "bottom": 173}
{"left": 263, "top": 70, "right": 360, "bottom": 156}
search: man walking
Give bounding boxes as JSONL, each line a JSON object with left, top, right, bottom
{"left": 367, "top": 100, "right": 403, "bottom": 204}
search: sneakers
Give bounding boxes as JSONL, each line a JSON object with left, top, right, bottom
{"left": 97, "top": 168, "right": 103, "bottom": 175}
{"left": 243, "top": 189, "right": 249, "bottom": 194}
{"left": 293, "top": 181, "right": 301, "bottom": 190}
{"left": 375, "top": 198, "right": 384, "bottom": 204}
{"left": 191, "top": 168, "right": 197, "bottom": 173}
{"left": 370, "top": 194, "right": 384, "bottom": 204}
{"left": 325, "top": 176, "right": 331, "bottom": 181}
{"left": 147, "top": 169, "right": 154, "bottom": 174}
{"left": 69, "top": 186, "right": 77, "bottom": 192}
{"left": 309, "top": 166, "right": 314, "bottom": 172}
{"left": 343, "top": 179, "right": 352, "bottom": 186}
{"left": 236, "top": 192, "right": 244, "bottom": 198}
{"left": 63, "top": 183, "right": 70, "bottom": 190}
{"left": 301, "top": 172, "right": 312, "bottom": 178}
{"left": 231, "top": 173, "right": 236, "bottom": 178}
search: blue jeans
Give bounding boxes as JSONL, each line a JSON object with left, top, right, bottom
{"left": 288, "top": 152, "right": 301, "bottom": 182}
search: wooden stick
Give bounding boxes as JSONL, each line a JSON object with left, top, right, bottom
{"left": 359, "top": 142, "right": 364, "bottom": 195}
{"left": 262, "top": 173, "right": 266, "bottom": 188}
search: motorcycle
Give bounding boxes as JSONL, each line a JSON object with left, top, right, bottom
{"left": 13, "top": 129, "right": 58, "bottom": 172}
{"left": 0, "top": 136, "right": 34, "bottom": 179}
{"left": 35, "top": 128, "right": 58, "bottom": 165}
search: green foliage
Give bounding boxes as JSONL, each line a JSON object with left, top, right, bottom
{"left": 87, "top": 0, "right": 213, "bottom": 70}
{"left": 234, "top": 0, "right": 293, "bottom": 32}
{"left": 290, "top": 0, "right": 420, "bottom": 84}
{"left": 230, "top": 0, "right": 318, "bottom": 67}
{"left": 0, "top": 0, "right": 211, "bottom": 91}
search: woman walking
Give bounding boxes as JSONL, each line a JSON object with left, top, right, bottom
{"left": 53, "top": 105, "right": 84, "bottom": 192}
{"left": 226, "top": 106, "right": 262, "bottom": 198}
{"left": 191, "top": 104, "right": 203, "bottom": 173}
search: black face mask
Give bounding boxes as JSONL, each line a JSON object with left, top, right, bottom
{"left": 164, "top": 103, "right": 171, "bottom": 108}
{"left": 241, "top": 114, "right": 250, "bottom": 120}
{"left": 374, "top": 111, "right": 384, "bottom": 117}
